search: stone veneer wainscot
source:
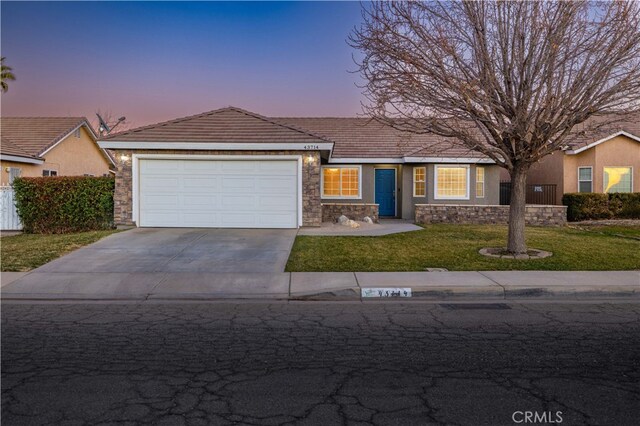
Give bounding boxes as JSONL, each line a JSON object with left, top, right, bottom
{"left": 322, "top": 203, "right": 379, "bottom": 223}
{"left": 415, "top": 204, "right": 567, "bottom": 226}
{"left": 112, "top": 150, "right": 322, "bottom": 227}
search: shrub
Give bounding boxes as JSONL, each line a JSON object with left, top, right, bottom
{"left": 563, "top": 192, "right": 640, "bottom": 221}
{"left": 13, "top": 176, "right": 115, "bottom": 233}
{"left": 562, "top": 193, "right": 611, "bottom": 221}
{"left": 608, "top": 193, "right": 640, "bottom": 219}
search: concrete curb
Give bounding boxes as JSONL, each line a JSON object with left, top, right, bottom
{"left": 2, "top": 271, "right": 638, "bottom": 302}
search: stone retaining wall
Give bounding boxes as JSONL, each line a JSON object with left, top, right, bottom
{"left": 322, "top": 203, "right": 379, "bottom": 223}
{"left": 415, "top": 204, "right": 567, "bottom": 226}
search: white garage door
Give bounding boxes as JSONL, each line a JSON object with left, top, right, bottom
{"left": 138, "top": 159, "right": 298, "bottom": 228}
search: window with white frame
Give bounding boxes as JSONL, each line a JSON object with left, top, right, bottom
{"left": 42, "top": 170, "right": 58, "bottom": 177}
{"left": 413, "top": 167, "right": 426, "bottom": 197}
{"left": 8, "top": 167, "right": 21, "bottom": 184}
{"left": 578, "top": 167, "right": 592, "bottom": 193}
{"left": 321, "top": 166, "right": 361, "bottom": 198}
{"left": 434, "top": 165, "right": 469, "bottom": 199}
{"left": 476, "top": 167, "right": 485, "bottom": 198}
{"left": 603, "top": 167, "right": 632, "bottom": 193}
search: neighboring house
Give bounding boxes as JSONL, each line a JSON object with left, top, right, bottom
{"left": 0, "top": 117, "right": 115, "bottom": 185}
{"left": 521, "top": 117, "right": 640, "bottom": 205}
{"left": 98, "top": 107, "right": 500, "bottom": 229}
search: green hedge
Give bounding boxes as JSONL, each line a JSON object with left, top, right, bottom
{"left": 562, "top": 192, "right": 640, "bottom": 221}
{"left": 13, "top": 176, "right": 115, "bottom": 234}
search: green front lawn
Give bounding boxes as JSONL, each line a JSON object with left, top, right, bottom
{"left": 285, "top": 224, "right": 640, "bottom": 271}
{"left": 1, "top": 230, "right": 119, "bottom": 272}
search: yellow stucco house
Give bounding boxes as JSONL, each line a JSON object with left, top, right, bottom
{"left": 0, "top": 117, "right": 114, "bottom": 185}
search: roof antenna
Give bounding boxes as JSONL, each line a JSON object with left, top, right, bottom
{"left": 96, "top": 113, "right": 126, "bottom": 136}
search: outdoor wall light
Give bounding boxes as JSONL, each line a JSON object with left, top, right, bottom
{"left": 306, "top": 155, "right": 316, "bottom": 164}
{"left": 120, "top": 154, "right": 130, "bottom": 162}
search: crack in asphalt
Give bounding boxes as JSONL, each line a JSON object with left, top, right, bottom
{"left": 2, "top": 302, "right": 639, "bottom": 425}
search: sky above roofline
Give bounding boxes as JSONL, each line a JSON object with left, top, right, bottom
{"left": 1, "top": 1, "right": 366, "bottom": 129}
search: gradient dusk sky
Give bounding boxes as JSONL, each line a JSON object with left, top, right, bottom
{"left": 1, "top": 1, "right": 366, "bottom": 128}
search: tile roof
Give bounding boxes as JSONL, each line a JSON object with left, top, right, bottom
{"left": 272, "top": 117, "right": 485, "bottom": 159}
{"left": 1, "top": 116, "right": 90, "bottom": 158}
{"left": 563, "top": 112, "right": 640, "bottom": 150}
{"left": 99, "top": 106, "right": 640, "bottom": 160}
{"left": 101, "top": 107, "right": 331, "bottom": 144}
{"left": 0, "top": 136, "right": 39, "bottom": 159}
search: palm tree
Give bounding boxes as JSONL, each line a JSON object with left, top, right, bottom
{"left": 1, "top": 57, "right": 16, "bottom": 93}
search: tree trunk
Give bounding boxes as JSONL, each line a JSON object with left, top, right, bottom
{"left": 507, "top": 166, "right": 529, "bottom": 254}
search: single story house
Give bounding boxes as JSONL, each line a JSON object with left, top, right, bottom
{"left": 97, "top": 106, "right": 503, "bottom": 229}
{"left": 0, "top": 117, "right": 115, "bottom": 185}
{"left": 518, "top": 115, "right": 640, "bottom": 205}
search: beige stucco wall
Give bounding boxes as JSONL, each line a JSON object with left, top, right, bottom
{"left": 564, "top": 135, "right": 639, "bottom": 195}
{"left": 0, "top": 126, "right": 112, "bottom": 185}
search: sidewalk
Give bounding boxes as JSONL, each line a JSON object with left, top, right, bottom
{"left": 1, "top": 270, "right": 638, "bottom": 301}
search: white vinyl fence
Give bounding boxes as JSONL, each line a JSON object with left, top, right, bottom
{"left": 0, "top": 185, "right": 22, "bottom": 231}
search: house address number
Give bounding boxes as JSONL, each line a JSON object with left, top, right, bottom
{"left": 361, "top": 288, "right": 412, "bottom": 298}
{"left": 304, "top": 144, "right": 320, "bottom": 150}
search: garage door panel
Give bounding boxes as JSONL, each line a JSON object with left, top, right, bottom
{"left": 257, "top": 213, "right": 297, "bottom": 227}
{"left": 142, "top": 160, "right": 180, "bottom": 172}
{"left": 141, "top": 177, "right": 180, "bottom": 191}
{"left": 221, "top": 194, "right": 256, "bottom": 210}
{"left": 139, "top": 159, "right": 298, "bottom": 228}
{"left": 220, "top": 161, "right": 257, "bottom": 173}
{"left": 183, "top": 177, "right": 220, "bottom": 190}
{"left": 258, "top": 195, "right": 297, "bottom": 210}
{"left": 143, "top": 211, "right": 181, "bottom": 227}
{"left": 257, "top": 177, "right": 297, "bottom": 193}
{"left": 187, "top": 161, "right": 221, "bottom": 172}
{"left": 221, "top": 212, "right": 257, "bottom": 227}
{"left": 182, "top": 195, "right": 219, "bottom": 208}
{"left": 143, "top": 194, "right": 179, "bottom": 209}
{"left": 182, "top": 213, "right": 220, "bottom": 227}
{"left": 222, "top": 177, "right": 256, "bottom": 192}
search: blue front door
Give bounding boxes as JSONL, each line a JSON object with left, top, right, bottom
{"left": 375, "top": 169, "right": 396, "bottom": 216}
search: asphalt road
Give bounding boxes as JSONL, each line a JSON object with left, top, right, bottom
{"left": 2, "top": 302, "right": 639, "bottom": 426}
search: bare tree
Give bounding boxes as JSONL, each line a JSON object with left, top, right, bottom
{"left": 350, "top": 1, "right": 640, "bottom": 253}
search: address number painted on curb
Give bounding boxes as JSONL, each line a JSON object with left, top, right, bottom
{"left": 362, "top": 288, "right": 412, "bottom": 298}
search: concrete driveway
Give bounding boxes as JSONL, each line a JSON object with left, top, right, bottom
{"left": 2, "top": 228, "right": 297, "bottom": 299}
{"left": 37, "top": 228, "right": 297, "bottom": 274}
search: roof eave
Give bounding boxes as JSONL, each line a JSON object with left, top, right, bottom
{"left": 0, "top": 154, "right": 45, "bottom": 164}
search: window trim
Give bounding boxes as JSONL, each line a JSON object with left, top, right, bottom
{"left": 476, "top": 166, "right": 485, "bottom": 198}
{"left": 577, "top": 166, "right": 593, "bottom": 193}
{"left": 434, "top": 164, "right": 470, "bottom": 200}
{"left": 320, "top": 165, "right": 362, "bottom": 199}
{"left": 413, "top": 166, "right": 426, "bottom": 197}
{"left": 603, "top": 166, "right": 633, "bottom": 193}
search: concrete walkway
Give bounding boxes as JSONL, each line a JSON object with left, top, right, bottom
{"left": 2, "top": 270, "right": 638, "bottom": 301}
{"left": 297, "top": 219, "right": 422, "bottom": 236}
